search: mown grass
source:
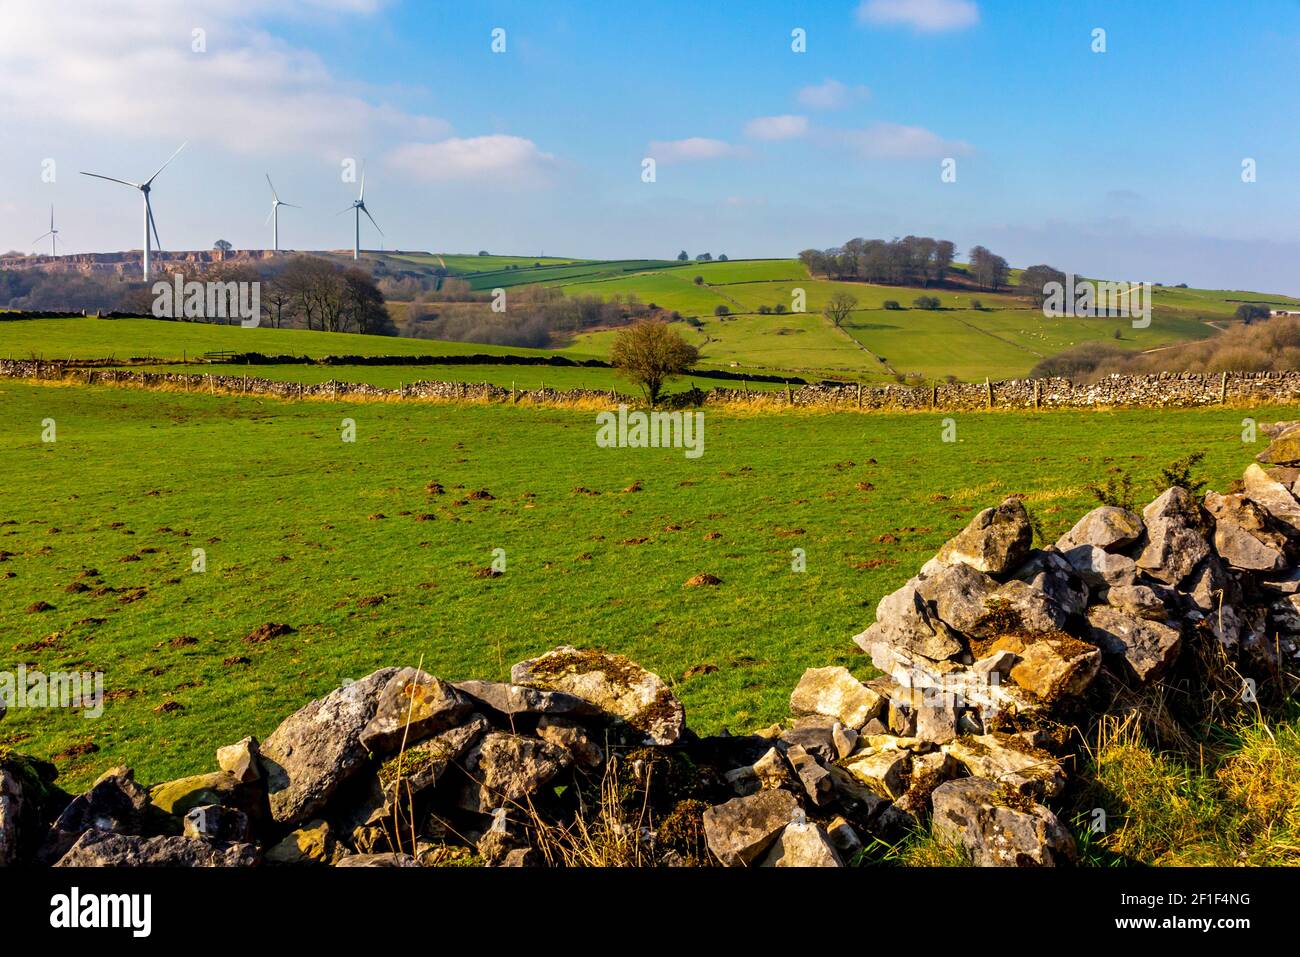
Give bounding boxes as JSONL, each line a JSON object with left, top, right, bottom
{"left": 1, "top": 377, "right": 1294, "bottom": 796}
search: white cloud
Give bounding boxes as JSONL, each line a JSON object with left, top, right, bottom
{"left": 0, "top": 1, "right": 450, "bottom": 156}
{"left": 844, "top": 122, "right": 973, "bottom": 159}
{"left": 743, "top": 115, "right": 810, "bottom": 141}
{"left": 857, "top": 0, "right": 979, "bottom": 32}
{"left": 386, "top": 136, "right": 555, "bottom": 182}
{"left": 796, "top": 79, "right": 870, "bottom": 110}
{"left": 648, "top": 138, "right": 745, "bottom": 163}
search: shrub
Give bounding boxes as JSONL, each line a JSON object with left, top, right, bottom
{"left": 912, "top": 295, "right": 941, "bottom": 310}
{"left": 882, "top": 300, "right": 902, "bottom": 310}
{"left": 713, "top": 304, "right": 730, "bottom": 317}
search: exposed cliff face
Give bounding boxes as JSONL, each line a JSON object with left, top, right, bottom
{"left": 0, "top": 249, "right": 285, "bottom": 277}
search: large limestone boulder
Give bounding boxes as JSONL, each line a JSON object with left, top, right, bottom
{"left": 511, "top": 647, "right": 685, "bottom": 745}
{"left": 1204, "top": 491, "right": 1286, "bottom": 572}
{"left": 701, "top": 788, "right": 799, "bottom": 866}
{"left": 842, "top": 746, "right": 911, "bottom": 800}
{"left": 1009, "top": 550, "right": 1089, "bottom": 618}
{"left": 1086, "top": 606, "right": 1182, "bottom": 683}
{"left": 456, "top": 731, "right": 572, "bottom": 813}
{"left": 149, "top": 771, "right": 265, "bottom": 825}
{"left": 788, "top": 666, "right": 883, "bottom": 730}
{"left": 1056, "top": 505, "right": 1144, "bottom": 553}
{"left": 916, "top": 562, "right": 999, "bottom": 633}
{"left": 0, "top": 751, "right": 59, "bottom": 866}
{"left": 54, "top": 829, "right": 260, "bottom": 867}
{"left": 260, "top": 667, "right": 397, "bottom": 827}
{"left": 360, "top": 668, "right": 473, "bottom": 755}
{"left": 935, "top": 498, "right": 1034, "bottom": 576}
{"left": 1137, "top": 487, "right": 1213, "bottom": 586}
{"left": 853, "top": 580, "right": 965, "bottom": 662}
{"left": 931, "top": 777, "right": 1076, "bottom": 867}
{"left": 378, "top": 713, "right": 489, "bottom": 810}
{"left": 1242, "top": 464, "right": 1300, "bottom": 537}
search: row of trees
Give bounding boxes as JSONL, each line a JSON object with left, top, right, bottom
{"left": 676, "top": 251, "right": 728, "bottom": 262}
{"left": 799, "top": 236, "right": 957, "bottom": 287}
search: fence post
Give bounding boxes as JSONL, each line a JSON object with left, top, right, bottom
{"left": 856, "top": 382, "right": 862, "bottom": 409}
{"left": 986, "top": 377, "right": 993, "bottom": 409}
{"left": 1220, "top": 371, "right": 1228, "bottom": 404}
{"left": 1033, "top": 378, "right": 1040, "bottom": 409}
{"left": 931, "top": 383, "right": 937, "bottom": 409}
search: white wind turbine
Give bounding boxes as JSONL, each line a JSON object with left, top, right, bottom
{"left": 32, "top": 205, "right": 60, "bottom": 257}
{"left": 339, "top": 164, "right": 382, "bottom": 260}
{"left": 265, "top": 174, "right": 300, "bottom": 252}
{"left": 80, "top": 142, "right": 188, "bottom": 281}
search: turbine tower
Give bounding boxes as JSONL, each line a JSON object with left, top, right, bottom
{"left": 265, "top": 174, "right": 299, "bottom": 253}
{"left": 340, "top": 165, "right": 382, "bottom": 260}
{"left": 80, "top": 142, "right": 187, "bottom": 282}
{"left": 32, "top": 205, "right": 60, "bottom": 257}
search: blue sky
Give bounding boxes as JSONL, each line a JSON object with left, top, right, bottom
{"left": 3, "top": 0, "right": 1300, "bottom": 291}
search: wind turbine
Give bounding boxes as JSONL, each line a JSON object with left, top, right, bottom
{"left": 265, "top": 174, "right": 300, "bottom": 253}
{"left": 32, "top": 205, "right": 60, "bottom": 257}
{"left": 339, "top": 164, "right": 381, "bottom": 260}
{"left": 80, "top": 142, "right": 187, "bottom": 281}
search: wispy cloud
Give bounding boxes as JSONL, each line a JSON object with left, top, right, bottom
{"left": 0, "top": 0, "right": 450, "bottom": 156}
{"left": 796, "top": 79, "right": 870, "bottom": 110}
{"left": 744, "top": 115, "right": 810, "bottom": 141}
{"left": 648, "top": 137, "right": 745, "bottom": 163}
{"left": 857, "top": 0, "right": 979, "bottom": 32}
{"left": 842, "top": 122, "right": 974, "bottom": 159}
{"left": 386, "top": 136, "right": 555, "bottom": 183}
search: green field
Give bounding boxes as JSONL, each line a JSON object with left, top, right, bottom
{"left": 1, "top": 377, "right": 1290, "bottom": 793}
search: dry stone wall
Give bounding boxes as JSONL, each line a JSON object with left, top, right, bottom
{"left": 3, "top": 358, "right": 1300, "bottom": 411}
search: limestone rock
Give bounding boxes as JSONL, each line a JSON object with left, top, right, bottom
{"left": 784, "top": 744, "right": 833, "bottom": 806}
{"left": 216, "top": 736, "right": 261, "bottom": 783}
{"left": 360, "top": 668, "right": 473, "bottom": 755}
{"left": 1257, "top": 424, "right": 1300, "bottom": 466}
{"left": 759, "top": 821, "right": 843, "bottom": 867}
{"left": 182, "top": 804, "right": 252, "bottom": 843}
{"left": 39, "top": 766, "right": 150, "bottom": 865}
{"left": 701, "top": 788, "right": 799, "bottom": 866}
{"left": 1086, "top": 605, "right": 1182, "bottom": 683}
{"left": 453, "top": 679, "right": 599, "bottom": 720}
{"left": 931, "top": 777, "right": 1076, "bottom": 867}
{"left": 780, "top": 715, "right": 857, "bottom": 763}
{"left": 334, "top": 852, "right": 417, "bottom": 867}
{"left": 724, "top": 746, "right": 790, "bottom": 796}
{"left": 825, "top": 815, "right": 863, "bottom": 857}
{"left": 1137, "top": 487, "right": 1212, "bottom": 586}
{"left": 54, "top": 829, "right": 259, "bottom": 867}
{"left": 511, "top": 646, "right": 685, "bottom": 746}
{"left": 935, "top": 498, "right": 1034, "bottom": 576}
{"left": 536, "top": 715, "right": 604, "bottom": 769}
{"left": 853, "top": 580, "right": 965, "bottom": 662}
{"left": 1242, "top": 464, "right": 1300, "bottom": 537}
{"left": 916, "top": 562, "right": 999, "bottom": 633}
{"left": 1104, "top": 583, "right": 1170, "bottom": 620}
{"left": 1009, "top": 550, "right": 1089, "bottom": 618}
{"left": 1062, "top": 544, "right": 1137, "bottom": 589}
{"left": 1009, "top": 636, "right": 1102, "bottom": 701}
{"left": 942, "top": 732, "right": 1066, "bottom": 799}
{"left": 842, "top": 747, "right": 911, "bottom": 799}
{"left": 265, "top": 819, "right": 333, "bottom": 865}
{"left": 260, "top": 667, "right": 397, "bottom": 827}
{"left": 377, "top": 713, "right": 490, "bottom": 811}
{"left": 149, "top": 771, "right": 264, "bottom": 822}
{"left": 1204, "top": 491, "right": 1286, "bottom": 572}
{"left": 457, "top": 732, "right": 572, "bottom": 813}
{"left": 788, "top": 666, "right": 883, "bottom": 730}
{"left": 1056, "top": 505, "right": 1145, "bottom": 553}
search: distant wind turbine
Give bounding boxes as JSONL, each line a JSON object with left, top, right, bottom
{"left": 265, "top": 174, "right": 300, "bottom": 253}
{"left": 32, "top": 205, "right": 60, "bottom": 257}
{"left": 339, "top": 164, "right": 381, "bottom": 260}
{"left": 80, "top": 142, "right": 187, "bottom": 281}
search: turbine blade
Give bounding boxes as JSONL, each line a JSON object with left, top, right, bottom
{"left": 50, "top": 205, "right": 54, "bottom": 230}
{"left": 266, "top": 173, "right": 279, "bottom": 202}
{"left": 280, "top": 203, "right": 301, "bottom": 209}
{"left": 362, "top": 205, "right": 383, "bottom": 236}
{"left": 265, "top": 208, "right": 275, "bottom": 226}
{"left": 337, "top": 204, "right": 355, "bottom": 215}
{"left": 32, "top": 231, "right": 53, "bottom": 244}
{"left": 147, "top": 201, "right": 162, "bottom": 251}
{"left": 145, "top": 141, "right": 188, "bottom": 186}
{"left": 80, "top": 171, "right": 140, "bottom": 189}
{"left": 358, "top": 164, "right": 366, "bottom": 202}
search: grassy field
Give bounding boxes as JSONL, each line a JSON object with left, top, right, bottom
{"left": 1, "top": 377, "right": 1291, "bottom": 795}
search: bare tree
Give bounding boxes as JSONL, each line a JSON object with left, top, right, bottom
{"left": 823, "top": 291, "right": 858, "bottom": 328}
{"left": 609, "top": 319, "right": 700, "bottom": 405}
